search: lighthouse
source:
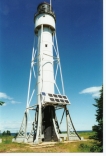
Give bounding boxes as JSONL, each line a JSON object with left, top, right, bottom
{"left": 35, "top": 2, "right": 56, "bottom": 142}
{"left": 14, "top": 2, "right": 81, "bottom": 144}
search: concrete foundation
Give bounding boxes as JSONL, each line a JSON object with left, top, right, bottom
{"left": 13, "top": 133, "right": 81, "bottom": 144}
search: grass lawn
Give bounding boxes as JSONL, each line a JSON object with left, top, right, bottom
{"left": 78, "top": 131, "right": 95, "bottom": 139}
{"left": 0, "top": 131, "right": 99, "bottom": 153}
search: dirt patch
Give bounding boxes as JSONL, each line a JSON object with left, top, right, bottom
{"left": 10, "top": 148, "right": 20, "bottom": 151}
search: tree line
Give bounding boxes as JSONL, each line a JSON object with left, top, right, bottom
{"left": 0, "top": 130, "right": 11, "bottom": 136}
{"left": 91, "top": 85, "right": 103, "bottom": 152}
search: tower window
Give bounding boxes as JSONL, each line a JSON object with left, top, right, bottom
{"left": 45, "top": 44, "right": 48, "bottom": 47}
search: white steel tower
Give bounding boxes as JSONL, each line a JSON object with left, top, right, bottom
{"left": 14, "top": 2, "right": 81, "bottom": 144}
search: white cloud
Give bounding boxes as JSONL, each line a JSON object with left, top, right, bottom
{"left": 79, "top": 86, "right": 102, "bottom": 98}
{"left": 0, "top": 92, "right": 12, "bottom": 100}
{"left": 92, "top": 92, "right": 101, "bottom": 98}
{"left": 2, "top": 103, "right": 7, "bottom": 106}
{"left": 0, "top": 92, "right": 21, "bottom": 105}
{"left": 11, "top": 100, "right": 21, "bottom": 104}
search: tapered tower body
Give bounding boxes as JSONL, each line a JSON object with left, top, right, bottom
{"left": 34, "top": 3, "right": 58, "bottom": 142}
{"left": 34, "top": 2, "right": 55, "bottom": 103}
{"left": 14, "top": 2, "right": 81, "bottom": 144}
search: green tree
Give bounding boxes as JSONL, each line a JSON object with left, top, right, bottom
{"left": 0, "top": 101, "right": 5, "bottom": 106}
{"left": 2, "top": 130, "right": 11, "bottom": 136}
{"left": 91, "top": 85, "right": 103, "bottom": 152}
{"left": 2, "top": 131, "right": 6, "bottom": 136}
{"left": 6, "top": 130, "right": 11, "bottom": 136}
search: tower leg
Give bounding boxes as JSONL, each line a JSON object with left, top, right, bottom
{"left": 27, "top": 106, "right": 38, "bottom": 143}
{"left": 14, "top": 111, "right": 28, "bottom": 143}
{"left": 24, "top": 111, "right": 28, "bottom": 143}
{"left": 34, "top": 105, "right": 42, "bottom": 144}
{"left": 65, "top": 106, "right": 81, "bottom": 141}
{"left": 65, "top": 106, "right": 70, "bottom": 141}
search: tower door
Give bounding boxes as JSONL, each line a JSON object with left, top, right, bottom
{"left": 42, "top": 106, "right": 58, "bottom": 141}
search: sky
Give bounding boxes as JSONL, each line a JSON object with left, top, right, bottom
{"left": 0, "top": 0, "right": 103, "bottom": 133}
